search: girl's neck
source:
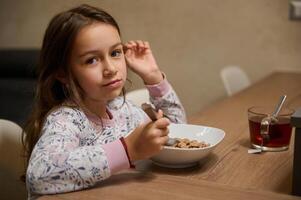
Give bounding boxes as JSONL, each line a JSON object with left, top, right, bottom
{"left": 83, "top": 98, "right": 110, "bottom": 119}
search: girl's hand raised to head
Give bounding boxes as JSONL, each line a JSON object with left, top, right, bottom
{"left": 124, "top": 110, "right": 170, "bottom": 161}
{"left": 124, "top": 40, "right": 163, "bottom": 85}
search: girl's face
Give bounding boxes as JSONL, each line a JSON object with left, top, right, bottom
{"left": 69, "top": 22, "right": 126, "bottom": 104}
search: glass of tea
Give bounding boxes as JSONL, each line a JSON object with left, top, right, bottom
{"left": 247, "top": 106, "right": 294, "bottom": 151}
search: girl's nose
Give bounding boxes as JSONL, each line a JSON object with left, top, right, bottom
{"left": 103, "top": 59, "right": 117, "bottom": 77}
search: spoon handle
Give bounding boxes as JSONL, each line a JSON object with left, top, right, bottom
{"left": 271, "top": 95, "right": 287, "bottom": 117}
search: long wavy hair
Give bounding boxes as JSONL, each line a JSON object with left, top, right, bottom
{"left": 22, "top": 4, "right": 123, "bottom": 171}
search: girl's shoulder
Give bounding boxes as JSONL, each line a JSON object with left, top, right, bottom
{"left": 41, "top": 105, "right": 91, "bottom": 138}
{"left": 45, "top": 105, "right": 86, "bottom": 122}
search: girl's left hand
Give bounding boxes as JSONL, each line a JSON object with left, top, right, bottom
{"left": 124, "top": 40, "right": 163, "bottom": 85}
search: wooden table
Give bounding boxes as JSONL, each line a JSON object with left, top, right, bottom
{"left": 39, "top": 72, "right": 301, "bottom": 200}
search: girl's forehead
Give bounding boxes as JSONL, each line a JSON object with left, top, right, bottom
{"left": 73, "top": 22, "right": 121, "bottom": 54}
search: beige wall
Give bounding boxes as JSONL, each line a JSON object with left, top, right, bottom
{"left": 1, "top": 0, "right": 301, "bottom": 116}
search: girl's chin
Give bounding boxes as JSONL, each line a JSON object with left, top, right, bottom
{"left": 106, "top": 88, "right": 124, "bottom": 100}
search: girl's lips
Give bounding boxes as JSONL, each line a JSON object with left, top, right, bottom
{"left": 103, "top": 79, "right": 122, "bottom": 88}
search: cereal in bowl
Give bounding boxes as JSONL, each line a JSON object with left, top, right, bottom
{"left": 170, "top": 138, "right": 210, "bottom": 149}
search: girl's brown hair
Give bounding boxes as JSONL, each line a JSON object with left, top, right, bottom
{"left": 22, "top": 4, "right": 121, "bottom": 169}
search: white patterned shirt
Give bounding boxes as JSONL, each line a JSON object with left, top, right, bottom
{"left": 26, "top": 78, "right": 186, "bottom": 198}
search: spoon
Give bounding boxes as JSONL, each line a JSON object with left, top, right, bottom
{"left": 141, "top": 103, "right": 176, "bottom": 146}
{"left": 248, "top": 95, "right": 287, "bottom": 154}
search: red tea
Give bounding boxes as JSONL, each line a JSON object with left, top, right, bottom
{"left": 248, "top": 116, "right": 292, "bottom": 148}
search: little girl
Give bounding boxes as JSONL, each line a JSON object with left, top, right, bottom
{"left": 23, "top": 4, "right": 186, "bottom": 198}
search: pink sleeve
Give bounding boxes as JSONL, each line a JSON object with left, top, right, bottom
{"left": 102, "top": 139, "right": 130, "bottom": 174}
{"left": 145, "top": 74, "right": 171, "bottom": 97}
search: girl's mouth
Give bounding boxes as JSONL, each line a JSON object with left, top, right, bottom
{"left": 103, "top": 79, "right": 122, "bottom": 88}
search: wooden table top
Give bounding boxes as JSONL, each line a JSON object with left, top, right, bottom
{"left": 39, "top": 72, "right": 301, "bottom": 200}
{"left": 187, "top": 71, "right": 301, "bottom": 193}
{"left": 40, "top": 172, "right": 300, "bottom": 200}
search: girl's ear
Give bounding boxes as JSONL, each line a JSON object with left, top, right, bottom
{"left": 55, "top": 69, "right": 68, "bottom": 84}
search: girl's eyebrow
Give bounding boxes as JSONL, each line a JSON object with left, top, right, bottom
{"left": 79, "top": 42, "right": 123, "bottom": 57}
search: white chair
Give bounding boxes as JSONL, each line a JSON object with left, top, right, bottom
{"left": 0, "top": 119, "right": 27, "bottom": 199}
{"left": 126, "top": 88, "right": 150, "bottom": 107}
{"left": 220, "top": 66, "right": 251, "bottom": 96}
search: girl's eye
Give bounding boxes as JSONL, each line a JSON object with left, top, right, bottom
{"left": 111, "top": 49, "right": 122, "bottom": 57}
{"left": 85, "top": 57, "right": 99, "bottom": 65}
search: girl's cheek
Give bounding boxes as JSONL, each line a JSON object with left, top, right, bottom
{"left": 120, "top": 66, "right": 127, "bottom": 80}
{"left": 123, "top": 70, "right": 127, "bottom": 79}
{"left": 118, "top": 60, "right": 127, "bottom": 76}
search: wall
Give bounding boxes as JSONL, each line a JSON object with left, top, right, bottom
{"left": 1, "top": 0, "right": 301, "bottom": 116}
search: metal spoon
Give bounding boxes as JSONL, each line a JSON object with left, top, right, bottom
{"left": 248, "top": 95, "right": 287, "bottom": 154}
{"left": 141, "top": 103, "right": 176, "bottom": 146}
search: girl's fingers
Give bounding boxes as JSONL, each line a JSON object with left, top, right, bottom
{"left": 124, "top": 40, "right": 149, "bottom": 53}
{"left": 141, "top": 41, "right": 150, "bottom": 53}
{"left": 134, "top": 40, "right": 144, "bottom": 54}
{"left": 124, "top": 42, "right": 137, "bottom": 57}
{"left": 156, "top": 109, "right": 163, "bottom": 119}
{"left": 124, "top": 47, "right": 132, "bottom": 57}
{"left": 155, "top": 118, "right": 170, "bottom": 129}
{"left": 143, "top": 41, "right": 150, "bottom": 49}
{"left": 123, "top": 42, "right": 131, "bottom": 48}
{"left": 128, "top": 40, "right": 136, "bottom": 46}
{"left": 125, "top": 41, "right": 137, "bottom": 50}
{"left": 158, "top": 136, "right": 169, "bottom": 146}
{"left": 160, "top": 128, "right": 169, "bottom": 136}
{"left": 136, "top": 40, "right": 144, "bottom": 48}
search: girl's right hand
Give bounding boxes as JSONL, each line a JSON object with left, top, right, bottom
{"left": 124, "top": 116, "right": 170, "bottom": 161}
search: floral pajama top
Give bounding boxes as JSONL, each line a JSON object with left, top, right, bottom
{"left": 26, "top": 78, "right": 186, "bottom": 198}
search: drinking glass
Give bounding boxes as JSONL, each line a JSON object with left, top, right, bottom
{"left": 248, "top": 106, "right": 294, "bottom": 151}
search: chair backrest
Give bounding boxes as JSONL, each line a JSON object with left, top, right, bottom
{"left": 126, "top": 88, "right": 150, "bottom": 107}
{"left": 0, "top": 119, "right": 27, "bottom": 199}
{"left": 220, "top": 66, "right": 251, "bottom": 96}
{"left": 0, "top": 49, "right": 39, "bottom": 125}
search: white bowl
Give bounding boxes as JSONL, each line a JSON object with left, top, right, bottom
{"left": 151, "top": 123, "right": 225, "bottom": 168}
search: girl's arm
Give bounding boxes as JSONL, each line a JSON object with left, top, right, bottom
{"left": 124, "top": 41, "right": 186, "bottom": 123}
{"left": 26, "top": 107, "right": 130, "bottom": 195}
{"left": 146, "top": 75, "right": 187, "bottom": 123}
